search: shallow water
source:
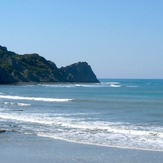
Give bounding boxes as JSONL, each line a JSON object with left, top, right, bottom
{"left": 0, "top": 79, "right": 163, "bottom": 151}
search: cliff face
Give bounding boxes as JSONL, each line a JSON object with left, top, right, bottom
{"left": 0, "top": 45, "right": 99, "bottom": 84}
{"left": 60, "top": 62, "right": 99, "bottom": 83}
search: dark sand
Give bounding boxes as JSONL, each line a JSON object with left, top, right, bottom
{"left": 0, "top": 132, "right": 163, "bottom": 163}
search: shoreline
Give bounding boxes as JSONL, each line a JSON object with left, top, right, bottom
{"left": 38, "top": 133, "right": 163, "bottom": 152}
{"left": 0, "top": 132, "right": 163, "bottom": 163}
{"left": 0, "top": 81, "right": 101, "bottom": 86}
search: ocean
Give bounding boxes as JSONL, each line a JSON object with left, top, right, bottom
{"left": 0, "top": 79, "right": 163, "bottom": 151}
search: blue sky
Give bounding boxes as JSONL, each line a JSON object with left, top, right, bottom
{"left": 1, "top": 0, "right": 163, "bottom": 78}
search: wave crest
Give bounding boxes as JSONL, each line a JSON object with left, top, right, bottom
{"left": 0, "top": 95, "right": 72, "bottom": 102}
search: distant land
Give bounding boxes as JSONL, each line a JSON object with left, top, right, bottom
{"left": 0, "top": 45, "right": 99, "bottom": 84}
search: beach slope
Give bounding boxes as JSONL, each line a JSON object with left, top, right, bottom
{"left": 0, "top": 132, "right": 163, "bottom": 163}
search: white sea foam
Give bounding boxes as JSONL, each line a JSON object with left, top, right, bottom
{"left": 41, "top": 82, "right": 135, "bottom": 88}
{"left": 0, "top": 81, "right": 137, "bottom": 90}
{"left": 41, "top": 84, "right": 76, "bottom": 88}
{"left": 39, "top": 82, "right": 124, "bottom": 88}
{"left": 42, "top": 83, "right": 103, "bottom": 88}
{"left": 1, "top": 101, "right": 31, "bottom": 107}
{"left": 0, "top": 113, "right": 53, "bottom": 125}
{"left": 126, "top": 85, "right": 139, "bottom": 88}
{"left": 103, "top": 82, "right": 120, "bottom": 85}
{"left": 22, "top": 85, "right": 35, "bottom": 87}
{"left": 3, "top": 102, "right": 15, "bottom": 105}
{"left": 0, "top": 112, "right": 163, "bottom": 151}
{"left": 17, "top": 103, "right": 31, "bottom": 106}
{"left": 100, "top": 82, "right": 122, "bottom": 88}
{"left": 110, "top": 84, "right": 121, "bottom": 88}
{"left": 0, "top": 95, "right": 72, "bottom": 102}
{"left": 75, "top": 84, "right": 102, "bottom": 88}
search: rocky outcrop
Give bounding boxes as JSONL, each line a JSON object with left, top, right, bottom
{"left": 0, "top": 129, "right": 6, "bottom": 133}
{"left": 0, "top": 45, "right": 99, "bottom": 84}
{"left": 60, "top": 62, "right": 99, "bottom": 83}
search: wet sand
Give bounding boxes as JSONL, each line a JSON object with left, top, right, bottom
{"left": 0, "top": 132, "right": 163, "bottom": 163}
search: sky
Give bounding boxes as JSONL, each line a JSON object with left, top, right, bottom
{"left": 0, "top": 0, "right": 163, "bottom": 79}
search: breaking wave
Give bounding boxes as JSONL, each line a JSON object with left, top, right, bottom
{"left": 0, "top": 95, "right": 72, "bottom": 102}
{"left": 1, "top": 101, "right": 31, "bottom": 107}
{"left": 41, "top": 82, "right": 122, "bottom": 88}
{"left": 0, "top": 112, "right": 163, "bottom": 151}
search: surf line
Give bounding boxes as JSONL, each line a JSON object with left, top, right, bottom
{"left": 0, "top": 95, "right": 72, "bottom": 102}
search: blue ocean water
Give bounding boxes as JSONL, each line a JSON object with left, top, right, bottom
{"left": 0, "top": 79, "right": 163, "bottom": 151}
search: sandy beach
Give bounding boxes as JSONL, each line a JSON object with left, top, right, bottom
{"left": 0, "top": 132, "right": 163, "bottom": 163}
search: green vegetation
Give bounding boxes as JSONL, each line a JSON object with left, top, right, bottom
{"left": 0, "top": 45, "right": 99, "bottom": 84}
